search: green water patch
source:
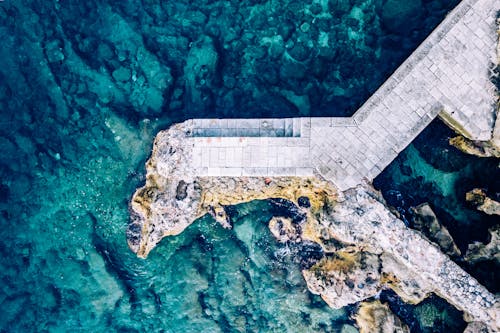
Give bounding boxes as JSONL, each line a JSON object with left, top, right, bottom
{"left": 379, "top": 290, "right": 466, "bottom": 333}
{"left": 0, "top": 114, "right": 351, "bottom": 331}
{"left": 374, "top": 119, "right": 500, "bottom": 292}
{"left": 134, "top": 202, "right": 352, "bottom": 332}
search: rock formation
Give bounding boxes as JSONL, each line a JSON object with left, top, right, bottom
{"left": 354, "top": 300, "right": 410, "bottom": 333}
{"left": 466, "top": 188, "right": 500, "bottom": 216}
{"left": 465, "top": 226, "right": 500, "bottom": 266}
{"left": 464, "top": 321, "right": 491, "bottom": 333}
{"left": 448, "top": 135, "right": 500, "bottom": 158}
{"left": 129, "top": 122, "right": 499, "bottom": 331}
{"left": 410, "top": 203, "right": 461, "bottom": 257}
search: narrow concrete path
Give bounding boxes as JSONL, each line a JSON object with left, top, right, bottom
{"left": 186, "top": 0, "right": 498, "bottom": 190}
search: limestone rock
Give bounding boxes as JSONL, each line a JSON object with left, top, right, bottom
{"left": 354, "top": 300, "right": 410, "bottom": 333}
{"left": 130, "top": 123, "right": 499, "bottom": 331}
{"left": 466, "top": 188, "right": 500, "bottom": 216}
{"left": 379, "top": 253, "right": 429, "bottom": 304}
{"left": 128, "top": 122, "right": 201, "bottom": 257}
{"left": 449, "top": 135, "right": 500, "bottom": 158}
{"left": 303, "top": 247, "right": 382, "bottom": 309}
{"left": 268, "top": 217, "right": 301, "bottom": 243}
{"left": 410, "top": 203, "right": 461, "bottom": 257}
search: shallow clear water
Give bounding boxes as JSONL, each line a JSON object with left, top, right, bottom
{"left": 0, "top": 0, "right": 484, "bottom": 331}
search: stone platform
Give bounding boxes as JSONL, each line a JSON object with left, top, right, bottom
{"left": 183, "top": 0, "right": 498, "bottom": 190}
{"left": 130, "top": 1, "right": 500, "bottom": 329}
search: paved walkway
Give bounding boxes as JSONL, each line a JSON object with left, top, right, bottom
{"left": 186, "top": 0, "right": 498, "bottom": 190}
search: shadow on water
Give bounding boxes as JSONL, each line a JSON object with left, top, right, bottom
{"left": 378, "top": 290, "right": 467, "bottom": 333}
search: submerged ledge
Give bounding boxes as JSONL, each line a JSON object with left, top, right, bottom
{"left": 128, "top": 122, "right": 499, "bottom": 331}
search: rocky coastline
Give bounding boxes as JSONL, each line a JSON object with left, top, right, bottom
{"left": 129, "top": 121, "right": 499, "bottom": 331}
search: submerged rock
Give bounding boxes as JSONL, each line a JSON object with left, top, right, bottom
{"left": 465, "top": 226, "right": 500, "bottom": 265}
{"left": 410, "top": 203, "right": 461, "bottom": 257}
{"left": 184, "top": 35, "right": 219, "bottom": 113}
{"left": 354, "top": 300, "right": 410, "bottom": 333}
{"left": 380, "top": 0, "right": 422, "bottom": 33}
{"left": 466, "top": 188, "right": 500, "bottom": 216}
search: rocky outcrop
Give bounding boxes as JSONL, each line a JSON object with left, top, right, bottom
{"left": 354, "top": 300, "right": 410, "bottom": 333}
{"left": 130, "top": 123, "right": 499, "bottom": 331}
{"left": 303, "top": 247, "right": 382, "bottom": 308}
{"left": 448, "top": 135, "right": 500, "bottom": 158}
{"left": 129, "top": 121, "right": 339, "bottom": 257}
{"left": 380, "top": 0, "right": 422, "bottom": 33}
{"left": 466, "top": 188, "right": 500, "bottom": 216}
{"left": 303, "top": 187, "right": 498, "bottom": 329}
{"left": 128, "top": 122, "right": 200, "bottom": 256}
{"left": 465, "top": 226, "right": 500, "bottom": 265}
{"left": 410, "top": 203, "right": 461, "bottom": 257}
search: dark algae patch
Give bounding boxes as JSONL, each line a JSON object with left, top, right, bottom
{"left": 0, "top": 0, "right": 469, "bottom": 331}
{"left": 379, "top": 290, "right": 467, "bottom": 333}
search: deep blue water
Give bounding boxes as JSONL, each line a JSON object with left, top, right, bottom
{"left": 0, "top": 0, "right": 491, "bottom": 331}
{"left": 374, "top": 119, "right": 500, "bottom": 293}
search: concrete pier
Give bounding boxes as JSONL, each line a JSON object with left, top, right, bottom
{"left": 185, "top": 0, "right": 498, "bottom": 190}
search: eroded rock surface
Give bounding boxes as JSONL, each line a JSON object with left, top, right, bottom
{"left": 465, "top": 226, "right": 500, "bottom": 266}
{"left": 464, "top": 321, "right": 491, "bottom": 333}
{"left": 130, "top": 123, "right": 499, "bottom": 331}
{"left": 410, "top": 203, "right": 461, "bottom": 257}
{"left": 466, "top": 188, "right": 500, "bottom": 216}
{"left": 304, "top": 247, "right": 382, "bottom": 308}
{"left": 354, "top": 300, "right": 410, "bottom": 333}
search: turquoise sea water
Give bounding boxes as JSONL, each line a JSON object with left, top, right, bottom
{"left": 0, "top": 0, "right": 490, "bottom": 331}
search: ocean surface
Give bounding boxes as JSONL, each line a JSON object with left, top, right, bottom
{"left": 1, "top": 0, "right": 496, "bottom": 332}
